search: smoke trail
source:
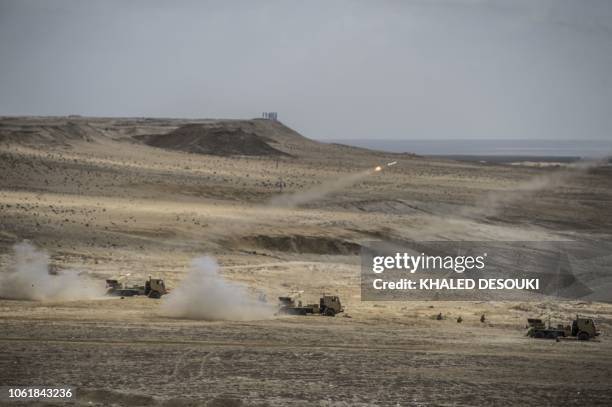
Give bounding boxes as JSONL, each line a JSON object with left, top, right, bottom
{"left": 269, "top": 169, "right": 376, "bottom": 208}
{"left": 160, "top": 256, "right": 274, "bottom": 321}
{"left": 0, "top": 241, "right": 104, "bottom": 301}
{"left": 464, "top": 157, "right": 608, "bottom": 217}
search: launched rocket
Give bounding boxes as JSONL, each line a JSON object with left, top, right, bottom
{"left": 374, "top": 161, "right": 397, "bottom": 172}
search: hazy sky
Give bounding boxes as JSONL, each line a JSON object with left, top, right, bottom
{"left": 1, "top": 0, "right": 611, "bottom": 140}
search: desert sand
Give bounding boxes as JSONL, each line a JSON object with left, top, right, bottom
{"left": 1, "top": 116, "right": 611, "bottom": 406}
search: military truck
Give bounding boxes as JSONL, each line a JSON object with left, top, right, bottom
{"left": 106, "top": 276, "right": 168, "bottom": 299}
{"left": 526, "top": 316, "right": 600, "bottom": 341}
{"left": 278, "top": 295, "right": 344, "bottom": 317}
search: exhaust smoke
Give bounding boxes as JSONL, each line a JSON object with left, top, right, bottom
{"left": 0, "top": 241, "right": 104, "bottom": 301}
{"left": 464, "top": 157, "right": 609, "bottom": 218}
{"left": 270, "top": 165, "right": 386, "bottom": 208}
{"left": 160, "top": 256, "right": 274, "bottom": 321}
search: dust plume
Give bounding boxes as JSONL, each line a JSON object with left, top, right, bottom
{"left": 0, "top": 241, "right": 104, "bottom": 301}
{"left": 463, "top": 158, "right": 609, "bottom": 218}
{"left": 269, "top": 168, "right": 377, "bottom": 208}
{"left": 160, "top": 256, "right": 274, "bottom": 321}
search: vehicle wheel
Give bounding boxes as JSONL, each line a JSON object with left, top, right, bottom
{"left": 324, "top": 308, "right": 336, "bottom": 317}
{"left": 148, "top": 291, "right": 161, "bottom": 299}
{"left": 534, "top": 331, "right": 545, "bottom": 339}
{"left": 578, "top": 332, "right": 590, "bottom": 341}
{"left": 546, "top": 332, "right": 557, "bottom": 339}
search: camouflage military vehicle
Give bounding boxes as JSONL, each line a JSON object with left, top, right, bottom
{"left": 527, "top": 316, "right": 600, "bottom": 341}
{"left": 106, "top": 276, "right": 167, "bottom": 299}
{"left": 278, "top": 295, "right": 344, "bottom": 317}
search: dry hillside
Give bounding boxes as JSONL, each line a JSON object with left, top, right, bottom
{"left": 1, "top": 116, "right": 611, "bottom": 406}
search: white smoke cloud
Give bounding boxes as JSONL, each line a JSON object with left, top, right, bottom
{"left": 160, "top": 256, "right": 274, "bottom": 321}
{"left": 0, "top": 241, "right": 104, "bottom": 301}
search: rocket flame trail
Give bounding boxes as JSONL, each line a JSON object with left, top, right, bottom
{"left": 387, "top": 161, "right": 397, "bottom": 166}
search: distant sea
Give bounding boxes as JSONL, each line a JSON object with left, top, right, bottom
{"left": 323, "top": 139, "right": 612, "bottom": 161}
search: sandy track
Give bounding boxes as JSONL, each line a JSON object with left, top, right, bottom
{"left": 2, "top": 315, "right": 612, "bottom": 406}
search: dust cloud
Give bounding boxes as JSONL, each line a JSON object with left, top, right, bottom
{"left": 160, "top": 256, "right": 274, "bottom": 321}
{"left": 465, "top": 158, "right": 609, "bottom": 218}
{"left": 269, "top": 168, "right": 376, "bottom": 207}
{"left": 0, "top": 241, "right": 104, "bottom": 301}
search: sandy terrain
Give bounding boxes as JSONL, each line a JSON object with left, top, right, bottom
{"left": 1, "top": 116, "right": 611, "bottom": 406}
